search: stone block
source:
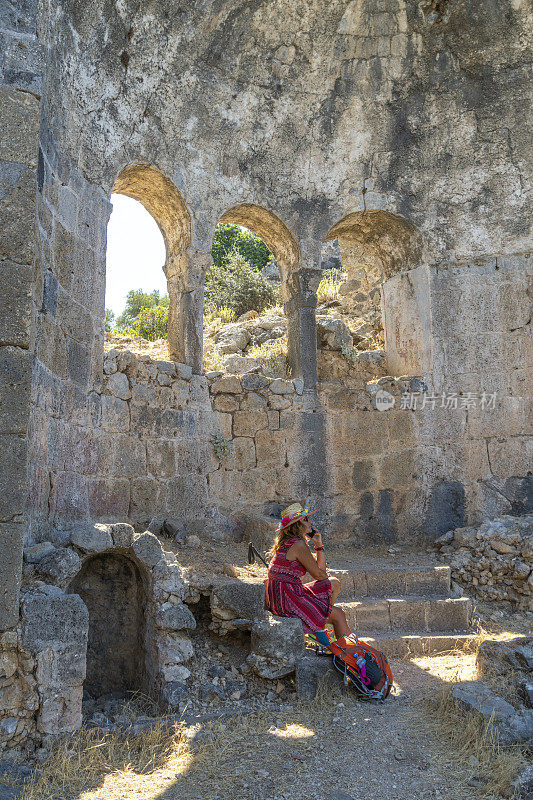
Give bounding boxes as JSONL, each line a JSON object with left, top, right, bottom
{"left": 211, "top": 581, "right": 265, "bottom": 622}
{"left": 267, "top": 410, "right": 280, "bottom": 429}
{"left": 0, "top": 86, "right": 40, "bottom": 165}
{"left": 22, "top": 591, "right": 89, "bottom": 650}
{"left": 66, "top": 338, "right": 91, "bottom": 386}
{"left": 130, "top": 477, "right": 162, "bottom": 516}
{"left": 109, "top": 522, "right": 135, "bottom": 548}
{"left": 213, "top": 393, "right": 239, "bottom": 412}
{"left": 132, "top": 531, "right": 165, "bottom": 568}
{"left": 389, "top": 598, "right": 428, "bottom": 631}
{"left": 69, "top": 523, "right": 113, "bottom": 553}
{"left": 146, "top": 440, "right": 175, "bottom": 477}
{"left": 366, "top": 569, "right": 405, "bottom": 596}
{"left": 36, "top": 644, "right": 87, "bottom": 688}
{"left": 38, "top": 685, "right": 83, "bottom": 735}
{"left": 426, "top": 597, "right": 471, "bottom": 632}
{"left": 255, "top": 429, "right": 286, "bottom": 465}
{"left": 267, "top": 394, "right": 291, "bottom": 410}
{"left": 240, "top": 391, "right": 267, "bottom": 410}
{"left": 105, "top": 371, "right": 131, "bottom": 400}
{"left": 0, "top": 522, "right": 24, "bottom": 628}
{"left": 101, "top": 395, "right": 130, "bottom": 432}
{"left": 233, "top": 410, "right": 268, "bottom": 437}
{"left": 211, "top": 376, "right": 242, "bottom": 394}
{"left": 0, "top": 346, "right": 31, "bottom": 434}
{"left": 0, "top": 434, "right": 26, "bottom": 518}
{"left": 241, "top": 373, "right": 270, "bottom": 390}
{"left": 269, "top": 379, "right": 294, "bottom": 395}
{"left": 405, "top": 566, "right": 450, "bottom": 595}
{"left": 248, "top": 614, "right": 305, "bottom": 678}
{"left": 231, "top": 437, "right": 256, "bottom": 470}
{"left": 0, "top": 260, "right": 33, "bottom": 348}
{"left": 35, "top": 547, "right": 82, "bottom": 589}
{"left": 349, "top": 600, "right": 390, "bottom": 632}
{"left": 452, "top": 681, "right": 533, "bottom": 744}
{"left": 295, "top": 655, "right": 340, "bottom": 700}
{"left": 155, "top": 601, "right": 197, "bottom": 630}
{"left": 87, "top": 477, "right": 130, "bottom": 520}
{"left": 113, "top": 436, "right": 147, "bottom": 477}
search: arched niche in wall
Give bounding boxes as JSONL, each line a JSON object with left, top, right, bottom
{"left": 112, "top": 164, "right": 194, "bottom": 366}
{"left": 324, "top": 210, "right": 428, "bottom": 375}
{"left": 69, "top": 550, "right": 148, "bottom": 699}
{"left": 214, "top": 204, "right": 305, "bottom": 380}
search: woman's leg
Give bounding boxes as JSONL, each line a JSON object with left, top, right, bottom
{"left": 330, "top": 576, "right": 341, "bottom": 605}
{"left": 326, "top": 606, "right": 351, "bottom": 639}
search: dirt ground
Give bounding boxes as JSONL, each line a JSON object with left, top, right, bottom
{"left": 15, "top": 639, "right": 530, "bottom": 800}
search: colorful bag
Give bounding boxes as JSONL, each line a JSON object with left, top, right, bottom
{"left": 307, "top": 630, "right": 393, "bottom": 701}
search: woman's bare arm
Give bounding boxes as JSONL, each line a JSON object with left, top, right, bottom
{"left": 286, "top": 539, "right": 328, "bottom": 581}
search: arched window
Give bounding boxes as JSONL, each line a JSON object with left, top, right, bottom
{"left": 106, "top": 164, "right": 192, "bottom": 363}
{"left": 206, "top": 205, "right": 300, "bottom": 379}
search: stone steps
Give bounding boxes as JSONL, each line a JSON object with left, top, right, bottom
{"left": 337, "top": 595, "right": 472, "bottom": 634}
{"left": 326, "top": 564, "right": 451, "bottom": 598}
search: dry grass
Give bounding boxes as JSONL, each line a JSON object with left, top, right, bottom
{"left": 246, "top": 337, "right": 288, "bottom": 377}
{"left": 422, "top": 686, "right": 528, "bottom": 798}
{"left": 317, "top": 269, "right": 346, "bottom": 304}
{"left": 20, "top": 725, "right": 182, "bottom": 800}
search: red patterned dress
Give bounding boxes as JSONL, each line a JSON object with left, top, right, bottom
{"left": 266, "top": 536, "right": 332, "bottom": 633}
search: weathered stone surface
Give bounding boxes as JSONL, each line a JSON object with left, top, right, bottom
{"left": 211, "top": 581, "right": 265, "bottom": 623}
{"left": 248, "top": 614, "right": 305, "bottom": 679}
{"left": 22, "top": 591, "right": 89, "bottom": 650}
{"left": 155, "top": 601, "right": 197, "bottom": 631}
{"left": 132, "top": 531, "right": 165, "bottom": 568}
{"left": 215, "top": 328, "right": 251, "bottom": 354}
{"left": 0, "top": 522, "right": 24, "bottom": 628}
{"left": 316, "top": 316, "right": 353, "bottom": 351}
{"left": 109, "top": 522, "right": 135, "bottom": 548}
{"left": 452, "top": 681, "right": 533, "bottom": 744}
{"left": 34, "top": 547, "right": 82, "bottom": 588}
{"left": 295, "top": 655, "right": 340, "bottom": 700}
{"left": 69, "top": 523, "right": 113, "bottom": 553}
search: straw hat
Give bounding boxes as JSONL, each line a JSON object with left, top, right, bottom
{"left": 276, "top": 502, "right": 317, "bottom": 532}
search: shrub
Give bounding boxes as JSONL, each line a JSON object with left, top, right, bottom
{"left": 212, "top": 223, "right": 272, "bottom": 271}
{"left": 317, "top": 268, "right": 347, "bottom": 304}
{"left": 203, "top": 306, "right": 237, "bottom": 325}
{"left": 115, "top": 289, "right": 163, "bottom": 330}
{"left": 204, "top": 253, "right": 276, "bottom": 317}
{"left": 247, "top": 337, "right": 288, "bottom": 377}
{"left": 133, "top": 304, "right": 168, "bottom": 341}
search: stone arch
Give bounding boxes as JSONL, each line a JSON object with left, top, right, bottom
{"left": 218, "top": 203, "right": 300, "bottom": 290}
{"left": 324, "top": 209, "right": 425, "bottom": 280}
{"left": 216, "top": 204, "right": 314, "bottom": 382}
{"left": 111, "top": 164, "right": 198, "bottom": 367}
{"left": 69, "top": 549, "right": 148, "bottom": 698}
{"left": 324, "top": 210, "right": 428, "bottom": 373}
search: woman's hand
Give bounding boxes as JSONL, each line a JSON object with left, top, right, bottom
{"left": 312, "top": 531, "right": 323, "bottom": 549}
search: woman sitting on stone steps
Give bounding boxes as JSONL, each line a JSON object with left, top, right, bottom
{"left": 265, "top": 503, "right": 352, "bottom": 641}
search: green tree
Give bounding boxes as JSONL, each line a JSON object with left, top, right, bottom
{"left": 116, "top": 289, "right": 161, "bottom": 330}
{"left": 205, "top": 252, "right": 276, "bottom": 317}
{"left": 104, "top": 308, "right": 115, "bottom": 332}
{"left": 133, "top": 304, "right": 169, "bottom": 340}
{"left": 212, "top": 223, "right": 272, "bottom": 270}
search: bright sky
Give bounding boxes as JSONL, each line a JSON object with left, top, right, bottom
{"left": 105, "top": 194, "right": 168, "bottom": 318}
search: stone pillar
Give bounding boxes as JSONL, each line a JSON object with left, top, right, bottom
{"left": 284, "top": 267, "right": 321, "bottom": 390}
{"left": 166, "top": 248, "right": 210, "bottom": 374}
{"left": 0, "top": 11, "right": 42, "bottom": 628}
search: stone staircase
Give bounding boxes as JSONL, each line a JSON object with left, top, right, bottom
{"left": 323, "top": 559, "right": 474, "bottom": 655}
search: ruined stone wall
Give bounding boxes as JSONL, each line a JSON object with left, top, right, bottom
{"left": 24, "top": 0, "right": 531, "bottom": 553}
{"left": 0, "top": 0, "right": 44, "bottom": 749}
